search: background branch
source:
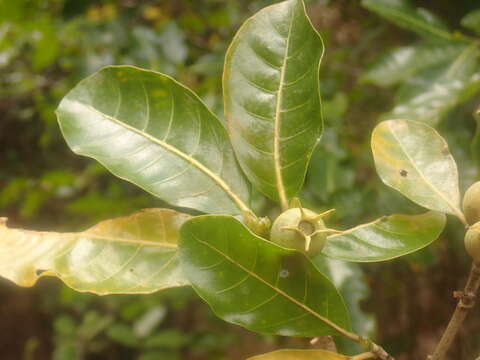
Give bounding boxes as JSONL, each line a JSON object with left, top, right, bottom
{"left": 428, "top": 262, "right": 480, "bottom": 360}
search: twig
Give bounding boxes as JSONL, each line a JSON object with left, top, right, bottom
{"left": 358, "top": 339, "right": 395, "bottom": 360}
{"left": 428, "top": 261, "right": 480, "bottom": 360}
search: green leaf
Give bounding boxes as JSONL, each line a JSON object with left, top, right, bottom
{"left": 0, "top": 209, "right": 190, "bottom": 294}
{"left": 107, "top": 323, "right": 139, "bottom": 347}
{"left": 32, "top": 20, "right": 59, "bottom": 70}
{"left": 314, "top": 259, "right": 375, "bottom": 354}
{"left": 371, "top": 119, "right": 464, "bottom": 221}
{"left": 320, "top": 212, "right": 446, "bottom": 262}
{"left": 179, "top": 215, "right": 350, "bottom": 337}
{"left": 472, "top": 106, "right": 480, "bottom": 169}
{"left": 383, "top": 44, "right": 480, "bottom": 125}
{"left": 361, "top": 0, "right": 454, "bottom": 41}
{"left": 247, "top": 349, "right": 349, "bottom": 360}
{"left": 362, "top": 42, "right": 467, "bottom": 87}
{"left": 223, "top": 0, "right": 324, "bottom": 208}
{"left": 144, "top": 330, "right": 191, "bottom": 348}
{"left": 461, "top": 9, "right": 480, "bottom": 33}
{"left": 56, "top": 66, "right": 251, "bottom": 215}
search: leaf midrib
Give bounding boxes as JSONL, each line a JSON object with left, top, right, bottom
{"left": 2, "top": 225, "right": 178, "bottom": 249}
{"left": 70, "top": 101, "right": 251, "bottom": 214}
{"left": 191, "top": 230, "right": 351, "bottom": 337}
{"left": 388, "top": 121, "right": 462, "bottom": 218}
{"left": 273, "top": 4, "right": 295, "bottom": 210}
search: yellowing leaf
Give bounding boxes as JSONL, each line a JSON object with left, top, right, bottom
{"left": 371, "top": 119, "right": 464, "bottom": 222}
{"left": 0, "top": 209, "right": 190, "bottom": 294}
{"left": 247, "top": 349, "right": 349, "bottom": 360}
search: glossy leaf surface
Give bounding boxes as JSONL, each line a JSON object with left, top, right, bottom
{"left": 57, "top": 66, "right": 250, "bottom": 215}
{"left": 362, "top": 43, "right": 466, "bottom": 87}
{"left": 224, "top": 0, "right": 324, "bottom": 207}
{"left": 362, "top": 0, "right": 454, "bottom": 41}
{"left": 247, "top": 349, "right": 348, "bottom": 360}
{"left": 372, "top": 119, "right": 463, "bottom": 220}
{"left": 321, "top": 212, "right": 445, "bottom": 262}
{"left": 0, "top": 209, "right": 190, "bottom": 294}
{"left": 179, "top": 215, "right": 350, "bottom": 337}
{"left": 383, "top": 45, "right": 480, "bottom": 126}
{"left": 314, "top": 258, "right": 375, "bottom": 354}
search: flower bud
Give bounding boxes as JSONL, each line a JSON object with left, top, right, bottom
{"left": 463, "top": 181, "right": 480, "bottom": 225}
{"left": 270, "top": 208, "right": 328, "bottom": 256}
{"left": 465, "top": 222, "right": 480, "bottom": 262}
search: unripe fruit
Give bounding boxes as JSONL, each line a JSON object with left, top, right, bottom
{"left": 270, "top": 208, "right": 328, "bottom": 256}
{"left": 464, "top": 222, "right": 480, "bottom": 262}
{"left": 463, "top": 181, "right": 480, "bottom": 225}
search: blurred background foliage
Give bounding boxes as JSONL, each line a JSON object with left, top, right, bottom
{"left": 1, "top": 0, "right": 480, "bottom": 359}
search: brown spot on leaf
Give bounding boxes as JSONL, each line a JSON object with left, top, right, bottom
{"left": 400, "top": 169, "right": 408, "bottom": 177}
{"left": 35, "top": 269, "right": 47, "bottom": 276}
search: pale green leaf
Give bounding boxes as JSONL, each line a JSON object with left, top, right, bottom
{"left": 371, "top": 119, "right": 464, "bottom": 221}
{"left": 362, "top": 0, "right": 454, "bottom": 41}
{"left": 384, "top": 44, "right": 480, "bottom": 125}
{"left": 224, "top": 0, "right": 324, "bottom": 208}
{"left": 461, "top": 9, "right": 480, "bottom": 33}
{"left": 56, "top": 66, "right": 251, "bottom": 215}
{"left": 179, "top": 215, "right": 350, "bottom": 337}
{"left": 0, "top": 209, "right": 190, "bottom": 294}
{"left": 320, "top": 212, "right": 445, "bottom": 262}
{"left": 362, "top": 42, "right": 467, "bottom": 87}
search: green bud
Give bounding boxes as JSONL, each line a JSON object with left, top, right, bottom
{"left": 463, "top": 181, "right": 480, "bottom": 225}
{"left": 270, "top": 208, "right": 328, "bottom": 256}
{"left": 465, "top": 222, "right": 480, "bottom": 262}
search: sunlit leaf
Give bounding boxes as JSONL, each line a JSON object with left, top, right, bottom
{"left": 362, "top": 42, "right": 467, "bottom": 87}
{"left": 320, "top": 212, "right": 445, "bottom": 262}
{"left": 383, "top": 45, "right": 480, "bottom": 125}
{"left": 362, "top": 0, "right": 454, "bottom": 41}
{"left": 371, "top": 119, "right": 463, "bottom": 221}
{"left": 56, "top": 66, "right": 251, "bottom": 215}
{"left": 247, "top": 349, "right": 349, "bottom": 360}
{"left": 0, "top": 209, "right": 190, "bottom": 294}
{"left": 179, "top": 215, "right": 350, "bottom": 337}
{"left": 224, "top": 0, "right": 324, "bottom": 208}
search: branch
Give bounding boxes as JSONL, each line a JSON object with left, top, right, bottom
{"left": 312, "top": 332, "right": 394, "bottom": 359}
{"left": 428, "top": 261, "right": 480, "bottom": 360}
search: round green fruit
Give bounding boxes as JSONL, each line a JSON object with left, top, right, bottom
{"left": 465, "top": 222, "right": 480, "bottom": 262}
{"left": 463, "top": 181, "right": 480, "bottom": 225}
{"left": 270, "top": 208, "right": 327, "bottom": 256}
